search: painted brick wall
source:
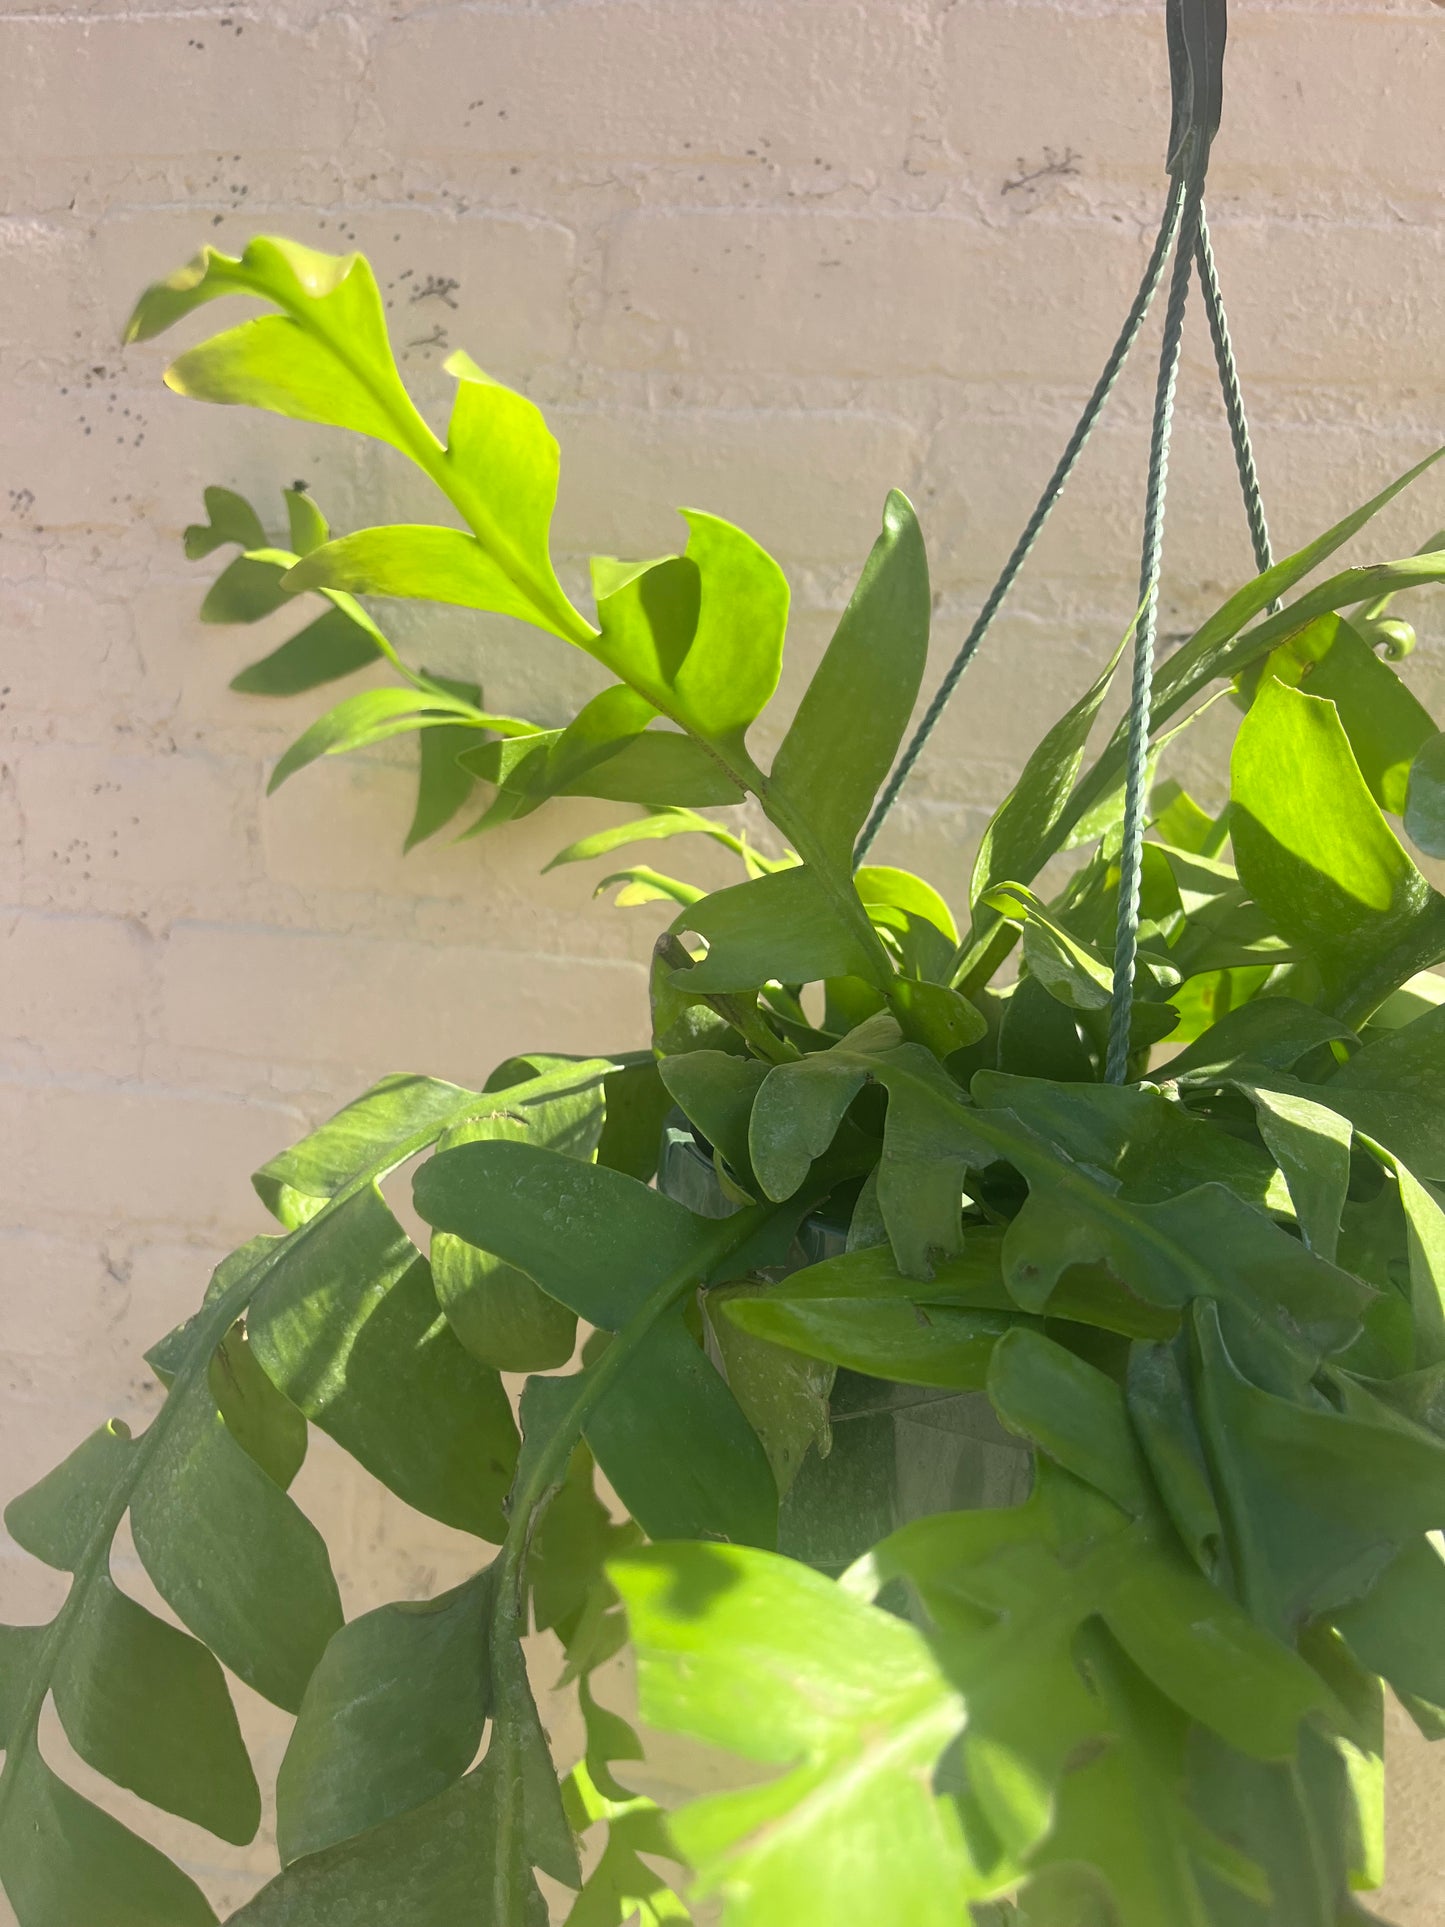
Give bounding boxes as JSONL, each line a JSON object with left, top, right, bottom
{"left": 2, "top": 0, "right": 1443, "bottom": 1916}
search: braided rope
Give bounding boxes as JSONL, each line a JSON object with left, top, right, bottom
{"left": 852, "top": 175, "right": 1188, "bottom": 864}
{"left": 1104, "top": 159, "right": 1209, "bottom": 1084}
{"left": 1195, "top": 208, "right": 1275, "bottom": 584}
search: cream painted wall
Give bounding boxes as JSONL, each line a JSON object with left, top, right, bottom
{"left": 2, "top": 0, "right": 1444, "bottom": 1917}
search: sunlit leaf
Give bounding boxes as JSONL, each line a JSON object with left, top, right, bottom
{"left": 590, "top": 513, "right": 788, "bottom": 757}
{"left": 1256, "top": 612, "right": 1435, "bottom": 814}
{"left": 1231, "top": 677, "right": 1445, "bottom": 1021}
{"left": 612, "top": 1542, "right": 971, "bottom": 1924}
{"left": 266, "top": 686, "right": 516, "bottom": 794}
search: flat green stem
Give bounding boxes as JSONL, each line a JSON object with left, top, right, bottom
{"left": 0, "top": 1057, "right": 636, "bottom": 1852}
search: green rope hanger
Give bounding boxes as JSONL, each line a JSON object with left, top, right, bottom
{"left": 1196, "top": 208, "right": 1276, "bottom": 588}
{"left": 852, "top": 174, "right": 1188, "bottom": 865}
{"left": 1105, "top": 152, "right": 1209, "bottom": 1082}
{"left": 857, "top": 0, "right": 1264, "bottom": 1089}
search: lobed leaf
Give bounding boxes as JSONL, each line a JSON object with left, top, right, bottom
{"left": 591, "top": 514, "right": 788, "bottom": 759}
{"left": 247, "top": 1184, "right": 519, "bottom": 1541}
{"left": 415, "top": 1141, "right": 778, "bottom": 1547}
{"left": 275, "top": 1571, "right": 493, "bottom": 1865}
{"left": 672, "top": 865, "right": 882, "bottom": 996}
{"left": 611, "top": 1542, "right": 971, "bottom": 1925}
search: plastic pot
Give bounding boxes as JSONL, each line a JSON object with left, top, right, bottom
{"left": 657, "top": 1117, "right": 1032, "bottom": 1576}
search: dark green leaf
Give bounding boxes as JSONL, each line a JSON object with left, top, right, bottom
{"left": 487, "top": 1630, "right": 583, "bottom": 1896}
{"left": 996, "top": 974, "right": 1094, "bottom": 1082}
{"left": 720, "top": 1235, "right": 1048, "bottom": 1387}
{"left": 417, "top": 1141, "right": 707, "bottom": 1332}
{"left": 51, "top": 1572, "right": 259, "bottom": 1844}
{"left": 769, "top": 490, "right": 931, "bottom": 863}
{"left": 130, "top": 1369, "right": 343, "bottom": 1713}
{"left": 704, "top": 1299, "right": 833, "bottom": 1496}
{"left": 1320, "top": 1001, "right": 1445, "bottom": 1178}
{"left": 0, "top": 1753, "right": 217, "bottom": 1927}
{"left": 6, "top": 1419, "right": 134, "bottom": 1571}
{"left": 229, "top": 1763, "right": 548, "bottom": 1927}
{"left": 587, "top": 1309, "right": 778, "bottom": 1546}
{"left": 0, "top": 1626, "right": 43, "bottom": 1750}
{"left": 1333, "top": 1536, "right": 1445, "bottom": 1738}
{"left": 276, "top": 1571, "right": 492, "bottom": 1864}
{"left": 1353, "top": 1138, "right": 1445, "bottom": 1369}
{"left": 1193, "top": 1301, "right": 1445, "bottom": 1635}
{"left": 415, "top": 1142, "right": 778, "bottom": 1546}
{"left": 248, "top": 1185, "right": 519, "bottom": 1539}
{"left": 1165, "top": 999, "right": 1356, "bottom": 1087}
{"left": 987, "top": 1326, "right": 1150, "bottom": 1514}
{"left": 430, "top": 1068, "right": 608, "bottom": 1373}
{"left": 596, "top": 1059, "right": 675, "bottom": 1183}
{"left": 888, "top": 978, "right": 988, "bottom": 1055}
{"left": 530, "top": 1444, "right": 639, "bottom": 1647}
{"left": 659, "top": 1052, "right": 769, "bottom": 1185}
{"left": 1187, "top": 1723, "right": 1369, "bottom": 1927}
{"left": 200, "top": 1320, "right": 308, "bottom": 1489}
{"left": 1238, "top": 1084, "right": 1352, "bottom": 1261}
{"left": 969, "top": 1073, "right": 1281, "bottom": 1214}
{"left": 971, "top": 629, "right": 1128, "bottom": 909}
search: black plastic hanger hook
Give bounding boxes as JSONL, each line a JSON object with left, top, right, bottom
{"left": 1166, "top": 0, "right": 1228, "bottom": 172}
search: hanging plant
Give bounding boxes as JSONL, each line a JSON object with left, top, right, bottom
{"left": 4, "top": 170, "right": 1445, "bottom": 1927}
